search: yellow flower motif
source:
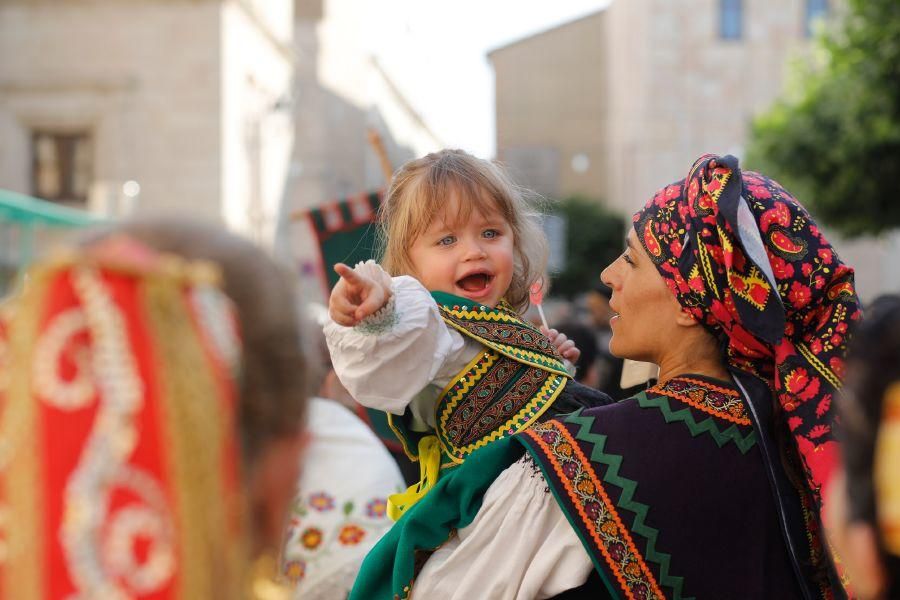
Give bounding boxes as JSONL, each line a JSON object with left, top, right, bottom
{"left": 338, "top": 524, "right": 366, "bottom": 546}
{"left": 600, "top": 520, "right": 619, "bottom": 537}
{"left": 300, "top": 527, "right": 323, "bottom": 550}
{"left": 556, "top": 443, "right": 573, "bottom": 457}
{"left": 576, "top": 478, "right": 596, "bottom": 496}
{"left": 625, "top": 561, "right": 641, "bottom": 578}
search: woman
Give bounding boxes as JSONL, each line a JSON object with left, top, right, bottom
{"left": 351, "top": 154, "right": 860, "bottom": 599}
{"left": 827, "top": 295, "right": 900, "bottom": 599}
{"left": 0, "top": 219, "right": 308, "bottom": 598}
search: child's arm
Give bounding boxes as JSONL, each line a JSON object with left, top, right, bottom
{"left": 324, "top": 262, "right": 470, "bottom": 418}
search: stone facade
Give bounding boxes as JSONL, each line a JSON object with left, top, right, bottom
{"left": 603, "top": 0, "right": 823, "bottom": 215}
{"left": 284, "top": 0, "right": 442, "bottom": 301}
{"left": 490, "top": 0, "right": 898, "bottom": 299}
{"left": 289, "top": 0, "right": 441, "bottom": 213}
{"left": 0, "top": 0, "right": 294, "bottom": 246}
{"left": 489, "top": 11, "right": 608, "bottom": 199}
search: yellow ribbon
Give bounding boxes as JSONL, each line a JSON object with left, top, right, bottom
{"left": 387, "top": 435, "right": 441, "bottom": 521}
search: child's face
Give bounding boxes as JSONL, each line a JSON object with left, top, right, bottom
{"left": 409, "top": 191, "right": 514, "bottom": 308}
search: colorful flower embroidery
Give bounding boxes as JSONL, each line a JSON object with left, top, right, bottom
{"left": 282, "top": 485, "right": 395, "bottom": 590}
{"left": 338, "top": 525, "right": 366, "bottom": 546}
{"left": 300, "top": 527, "right": 323, "bottom": 550}
{"left": 308, "top": 492, "right": 335, "bottom": 512}
{"left": 365, "top": 498, "right": 387, "bottom": 519}
{"left": 656, "top": 377, "right": 750, "bottom": 425}
{"left": 634, "top": 154, "right": 861, "bottom": 597}
{"left": 283, "top": 559, "right": 306, "bottom": 583}
{"left": 525, "top": 422, "right": 666, "bottom": 599}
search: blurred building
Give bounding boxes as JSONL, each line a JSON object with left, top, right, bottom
{"left": 285, "top": 0, "right": 442, "bottom": 300}
{"left": 290, "top": 0, "right": 441, "bottom": 211}
{"left": 491, "top": 0, "right": 834, "bottom": 210}
{"left": 490, "top": 0, "right": 900, "bottom": 299}
{"left": 489, "top": 11, "right": 608, "bottom": 199}
{"left": 0, "top": 0, "right": 294, "bottom": 246}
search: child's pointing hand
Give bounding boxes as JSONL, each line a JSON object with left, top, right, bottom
{"left": 329, "top": 262, "right": 392, "bottom": 326}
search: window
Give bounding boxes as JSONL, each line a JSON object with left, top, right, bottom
{"left": 805, "top": 0, "right": 829, "bottom": 37}
{"left": 31, "top": 131, "right": 93, "bottom": 205}
{"left": 720, "top": 0, "right": 743, "bottom": 40}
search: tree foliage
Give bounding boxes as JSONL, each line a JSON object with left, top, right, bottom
{"left": 746, "top": 0, "right": 900, "bottom": 237}
{"left": 549, "top": 196, "right": 624, "bottom": 298}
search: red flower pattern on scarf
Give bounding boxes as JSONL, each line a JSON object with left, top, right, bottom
{"left": 633, "top": 154, "right": 861, "bottom": 596}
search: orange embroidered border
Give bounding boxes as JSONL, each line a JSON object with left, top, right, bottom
{"left": 527, "top": 423, "right": 664, "bottom": 600}
{"left": 651, "top": 377, "right": 751, "bottom": 426}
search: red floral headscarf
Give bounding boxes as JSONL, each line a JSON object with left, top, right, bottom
{"left": 0, "top": 240, "right": 249, "bottom": 598}
{"left": 634, "top": 154, "right": 861, "bottom": 512}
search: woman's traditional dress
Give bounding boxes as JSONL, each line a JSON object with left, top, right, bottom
{"left": 353, "top": 375, "right": 803, "bottom": 599}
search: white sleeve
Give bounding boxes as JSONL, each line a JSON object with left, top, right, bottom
{"left": 323, "top": 272, "right": 469, "bottom": 416}
{"left": 413, "top": 455, "right": 594, "bottom": 599}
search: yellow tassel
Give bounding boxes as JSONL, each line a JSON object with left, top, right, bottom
{"left": 387, "top": 435, "right": 441, "bottom": 521}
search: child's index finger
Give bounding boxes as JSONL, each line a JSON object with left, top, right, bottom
{"left": 334, "top": 263, "right": 363, "bottom": 284}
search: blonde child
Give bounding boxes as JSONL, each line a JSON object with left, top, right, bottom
{"left": 324, "top": 149, "right": 608, "bottom": 517}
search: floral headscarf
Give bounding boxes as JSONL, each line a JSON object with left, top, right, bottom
{"left": 634, "top": 154, "right": 861, "bottom": 520}
{"left": 0, "top": 240, "right": 248, "bottom": 599}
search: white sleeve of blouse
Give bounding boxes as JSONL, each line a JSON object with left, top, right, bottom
{"left": 413, "top": 454, "right": 594, "bottom": 599}
{"left": 323, "top": 268, "right": 470, "bottom": 417}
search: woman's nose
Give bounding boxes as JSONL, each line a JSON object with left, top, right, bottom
{"left": 600, "top": 263, "right": 617, "bottom": 288}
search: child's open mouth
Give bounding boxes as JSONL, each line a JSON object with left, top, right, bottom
{"left": 456, "top": 272, "right": 493, "bottom": 294}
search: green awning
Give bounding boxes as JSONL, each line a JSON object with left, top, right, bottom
{"left": 0, "top": 188, "right": 102, "bottom": 227}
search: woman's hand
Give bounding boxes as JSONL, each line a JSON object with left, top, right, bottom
{"left": 542, "top": 326, "right": 581, "bottom": 364}
{"left": 329, "top": 263, "right": 392, "bottom": 326}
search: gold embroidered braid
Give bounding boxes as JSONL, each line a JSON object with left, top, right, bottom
{"left": 1, "top": 263, "right": 54, "bottom": 600}
{"left": 143, "top": 272, "right": 249, "bottom": 600}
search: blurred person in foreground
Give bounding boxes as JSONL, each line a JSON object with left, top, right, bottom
{"left": 827, "top": 295, "right": 900, "bottom": 599}
{"left": 352, "top": 154, "right": 860, "bottom": 599}
{"left": 0, "top": 219, "right": 308, "bottom": 599}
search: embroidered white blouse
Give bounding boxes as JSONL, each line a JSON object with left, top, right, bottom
{"left": 323, "top": 267, "right": 483, "bottom": 432}
{"left": 280, "top": 398, "right": 405, "bottom": 599}
{"left": 413, "top": 454, "right": 594, "bottom": 599}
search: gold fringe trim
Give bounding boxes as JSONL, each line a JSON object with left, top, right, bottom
{"left": 1, "top": 263, "right": 57, "bottom": 600}
{"left": 143, "top": 274, "right": 249, "bottom": 599}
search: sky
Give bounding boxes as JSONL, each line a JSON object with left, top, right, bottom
{"left": 370, "top": 0, "right": 611, "bottom": 158}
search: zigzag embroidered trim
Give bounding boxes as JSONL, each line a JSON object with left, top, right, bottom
{"left": 436, "top": 350, "right": 566, "bottom": 464}
{"left": 636, "top": 393, "right": 757, "bottom": 454}
{"left": 434, "top": 297, "right": 569, "bottom": 376}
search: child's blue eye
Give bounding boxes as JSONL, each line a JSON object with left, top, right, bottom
{"left": 438, "top": 236, "right": 456, "bottom": 246}
{"left": 483, "top": 229, "right": 499, "bottom": 239}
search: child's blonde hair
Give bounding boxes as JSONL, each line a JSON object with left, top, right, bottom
{"left": 379, "top": 149, "right": 547, "bottom": 311}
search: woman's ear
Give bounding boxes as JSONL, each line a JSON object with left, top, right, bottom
{"left": 674, "top": 307, "right": 699, "bottom": 328}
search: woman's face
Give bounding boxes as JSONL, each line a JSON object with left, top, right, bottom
{"left": 600, "top": 229, "right": 685, "bottom": 363}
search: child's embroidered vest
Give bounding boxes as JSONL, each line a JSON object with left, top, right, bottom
{"left": 387, "top": 292, "right": 570, "bottom": 519}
